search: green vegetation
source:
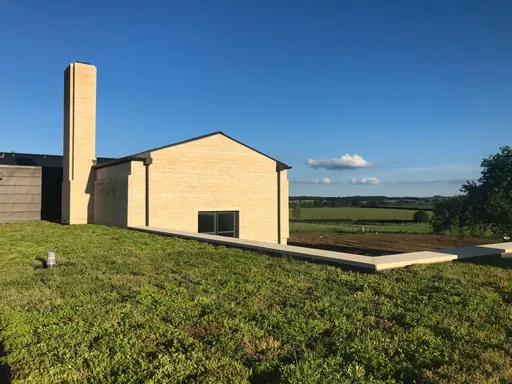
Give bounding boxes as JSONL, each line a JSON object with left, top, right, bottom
{"left": 379, "top": 203, "right": 434, "bottom": 211}
{"left": 290, "top": 196, "right": 441, "bottom": 210}
{"left": 413, "top": 210, "right": 430, "bottom": 223}
{"left": 288, "top": 207, "right": 434, "bottom": 234}
{"left": 433, "top": 146, "right": 512, "bottom": 239}
{"left": 291, "top": 203, "right": 302, "bottom": 222}
{"left": 290, "top": 207, "right": 427, "bottom": 221}
{"left": 290, "top": 222, "right": 432, "bottom": 234}
{"left": 2, "top": 222, "right": 512, "bottom": 383}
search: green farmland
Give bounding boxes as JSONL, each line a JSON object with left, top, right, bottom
{"left": 378, "top": 203, "right": 435, "bottom": 211}
{"left": 289, "top": 207, "right": 433, "bottom": 234}
{"left": 291, "top": 207, "right": 431, "bottom": 222}
{"left": 290, "top": 222, "right": 432, "bottom": 235}
{"left": 1, "top": 222, "right": 512, "bottom": 383}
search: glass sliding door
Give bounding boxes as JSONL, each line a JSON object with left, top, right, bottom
{"left": 198, "top": 211, "right": 239, "bottom": 238}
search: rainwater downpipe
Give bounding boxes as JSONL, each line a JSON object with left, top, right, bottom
{"left": 144, "top": 157, "right": 152, "bottom": 227}
{"left": 277, "top": 163, "right": 282, "bottom": 244}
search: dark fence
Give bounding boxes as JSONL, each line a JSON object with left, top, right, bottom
{"left": 0, "top": 165, "right": 62, "bottom": 223}
{"left": 0, "top": 165, "right": 42, "bottom": 223}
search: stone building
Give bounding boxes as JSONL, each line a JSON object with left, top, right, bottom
{"left": 0, "top": 62, "right": 291, "bottom": 244}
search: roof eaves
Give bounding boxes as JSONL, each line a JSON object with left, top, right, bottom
{"left": 93, "top": 155, "right": 146, "bottom": 169}
{"left": 92, "top": 131, "right": 292, "bottom": 170}
{"left": 277, "top": 161, "right": 292, "bottom": 171}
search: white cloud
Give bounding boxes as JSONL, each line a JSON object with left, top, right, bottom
{"left": 291, "top": 178, "right": 335, "bottom": 185}
{"left": 349, "top": 177, "right": 381, "bottom": 185}
{"left": 348, "top": 177, "right": 468, "bottom": 186}
{"left": 384, "top": 179, "right": 470, "bottom": 185}
{"left": 305, "top": 154, "right": 374, "bottom": 170}
{"left": 316, "top": 177, "right": 332, "bottom": 184}
{"left": 399, "top": 163, "right": 477, "bottom": 173}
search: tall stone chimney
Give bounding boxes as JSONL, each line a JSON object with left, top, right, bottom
{"left": 61, "top": 62, "right": 96, "bottom": 224}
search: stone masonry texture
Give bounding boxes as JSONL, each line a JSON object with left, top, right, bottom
{"left": 62, "top": 62, "right": 289, "bottom": 243}
{"left": 62, "top": 62, "right": 96, "bottom": 224}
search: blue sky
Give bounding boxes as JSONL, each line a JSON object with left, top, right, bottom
{"left": 1, "top": 1, "right": 511, "bottom": 197}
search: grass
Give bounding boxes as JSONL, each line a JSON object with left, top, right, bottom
{"left": 1, "top": 222, "right": 512, "bottom": 383}
{"left": 290, "top": 207, "right": 434, "bottom": 234}
{"left": 291, "top": 207, "right": 433, "bottom": 222}
{"left": 377, "top": 204, "right": 435, "bottom": 211}
{"left": 290, "top": 222, "right": 432, "bottom": 234}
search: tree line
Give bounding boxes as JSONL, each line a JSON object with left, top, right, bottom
{"left": 431, "top": 146, "right": 512, "bottom": 240}
{"left": 289, "top": 197, "right": 440, "bottom": 209}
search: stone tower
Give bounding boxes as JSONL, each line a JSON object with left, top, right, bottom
{"left": 61, "top": 62, "right": 97, "bottom": 224}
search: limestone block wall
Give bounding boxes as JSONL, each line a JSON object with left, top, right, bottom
{"left": 94, "top": 160, "right": 146, "bottom": 227}
{"left": 127, "top": 161, "right": 146, "bottom": 227}
{"left": 94, "top": 163, "right": 130, "bottom": 227}
{"left": 143, "top": 134, "right": 288, "bottom": 244}
{"left": 62, "top": 62, "right": 97, "bottom": 224}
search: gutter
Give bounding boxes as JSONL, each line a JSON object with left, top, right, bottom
{"left": 93, "top": 155, "right": 146, "bottom": 169}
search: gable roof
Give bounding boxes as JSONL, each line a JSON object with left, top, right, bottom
{"left": 94, "top": 131, "right": 292, "bottom": 170}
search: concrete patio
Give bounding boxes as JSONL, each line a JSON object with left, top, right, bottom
{"left": 129, "top": 226, "right": 512, "bottom": 271}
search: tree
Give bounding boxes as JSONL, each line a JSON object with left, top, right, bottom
{"left": 413, "top": 210, "right": 430, "bottom": 223}
{"left": 431, "top": 195, "right": 466, "bottom": 234}
{"left": 292, "top": 203, "right": 302, "bottom": 222}
{"left": 432, "top": 146, "right": 512, "bottom": 238}
{"left": 461, "top": 146, "right": 512, "bottom": 235}
{"left": 431, "top": 195, "right": 479, "bottom": 243}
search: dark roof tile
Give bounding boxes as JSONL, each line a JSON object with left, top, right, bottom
{"left": 0, "top": 152, "right": 114, "bottom": 168}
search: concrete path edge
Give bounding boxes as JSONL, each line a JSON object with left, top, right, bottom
{"left": 129, "top": 226, "right": 512, "bottom": 271}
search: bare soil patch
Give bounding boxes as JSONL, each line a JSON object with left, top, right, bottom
{"left": 288, "top": 232, "right": 495, "bottom": 256}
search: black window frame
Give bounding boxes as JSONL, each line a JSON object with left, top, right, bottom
{"left": 198, "top": 211, "right": 239, "bottom": 238}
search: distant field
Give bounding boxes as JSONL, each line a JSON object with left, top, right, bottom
{"left": 378, "top": 204, "right": 434, "bottom": 211}
{"left": 291, "top": 207, "right": 432, "bottom": 222}
{"left": 289, "top": 207, "right": 434, "bottom": 234}
{"left": 290, "top": 222, "right": 432, "bottom": 234}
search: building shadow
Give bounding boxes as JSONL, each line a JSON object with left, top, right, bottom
{"left": 434, "top": 245, "right": 512, "bottom": 268}
{"left": 458, "top": 254, "right": 512, "bottom": 269}
{"left": 41, "top": 167, "right": 62, "bottom": 222}
{"left": 86, "top": 167, "right": 96, "bottom": 224}
{"left": 0, "top": 342, "right": 11, "bottom": 384}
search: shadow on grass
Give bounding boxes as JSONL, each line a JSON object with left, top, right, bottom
{"left": 458, "top": 254, "right": 512, "bottom": 269}
{"left": 434, "top": 245, "right": 512, "bottom": 269}
{"left": 33, "top": 257, "right": 74, "bottom": 270}
{"left": 456, "top": 254, "right": 512, "bottom": 304}
{"left": 247, "top": 247, "right": 375, "bottom": 273}
{"left": 0, "top": 342, "right": 11, "bottom": 384}
{"left": 246, "top": 360, "right": 281, "bottom": 384}
{"left": 288, "top": 241, "right": 398, "bottom": 257}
